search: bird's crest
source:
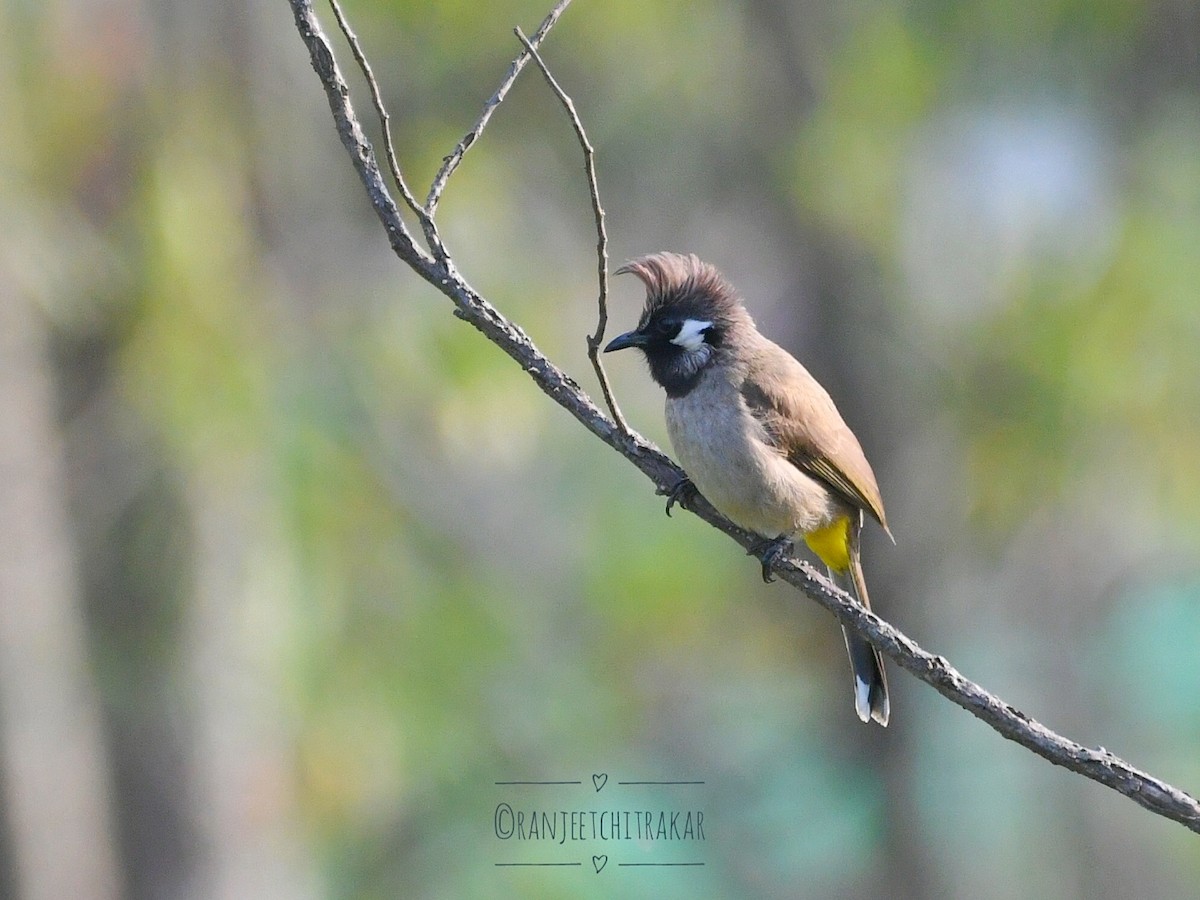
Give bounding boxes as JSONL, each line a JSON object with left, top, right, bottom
{"left": 616, "top": 252, "right": 743, "bottom": 323}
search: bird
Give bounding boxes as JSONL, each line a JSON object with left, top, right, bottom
{"left": 604, "top": 252, "right": 892, "bottom": 725}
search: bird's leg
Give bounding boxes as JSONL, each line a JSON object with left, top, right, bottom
{"left": 660, "top": 475, "right": 697, "bottom": 517}
{"left": 751, "top": 535, "right": 793, "bottom": 584}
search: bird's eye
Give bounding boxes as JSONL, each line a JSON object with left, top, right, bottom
{"left": 654, "top": 318, "right": 679, "bottom": 337}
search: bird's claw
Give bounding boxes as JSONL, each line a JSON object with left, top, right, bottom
{"left": 752, "top": 536, "right": 793, "bottom": 583}
{"left": 662, "top": 477, "right": 697, "bottom": 517}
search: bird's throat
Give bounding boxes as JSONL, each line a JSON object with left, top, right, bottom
{"left": 648, "top": 345, "right": 713, "bottom": 398}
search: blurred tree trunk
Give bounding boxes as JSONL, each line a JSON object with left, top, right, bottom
{"left": 0, "top": 290, "right": 123, "bottom": 900}
{"left": 180, "top": 470, "right": 317, "bottom": 900}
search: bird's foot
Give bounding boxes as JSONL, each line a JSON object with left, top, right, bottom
{"left": 661, "top": 476, "right": 697, "bottom": 517}
{"left": 751, "top": 535, "right": 793, "bottom": 584}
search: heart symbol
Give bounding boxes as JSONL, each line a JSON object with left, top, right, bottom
{"left": 592, "top": 773, "right": 607, "bottom": 792}
{"left": 592, "top": 854, "right": 608, "bottom": 873}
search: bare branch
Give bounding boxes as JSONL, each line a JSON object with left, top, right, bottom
{"left": 288, "top": 0, "right": 431, "bottom": 272}
{"left": 425, "top": 0, "right": 574, "bottom": 216}
{"left": 286, "top": 0, "right": 1200, "bottom": 835}
{"left": 325, "top": 0, "right": 449, "bottom": 263}
{"left": 768, "top": 557, "right": 1200, "bottom": 829}
{"left": 514, "top": 27, "right": 629, "bottom": 435}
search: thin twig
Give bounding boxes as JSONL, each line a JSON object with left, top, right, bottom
{"left": 325, "top": 0, "right": 449, "bottom": 263}
{"left": 425, "top": 0, "right": 574, "bottom": 216}
{"left": 514, "top": 27, "right": 630, "bottom": 435}
{"left": 287, "top": 0, "right": 1200, "bottom": 835}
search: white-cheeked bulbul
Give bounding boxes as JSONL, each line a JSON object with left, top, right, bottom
{"left": 605, "top": 252, "right": 891, "bottom": 725}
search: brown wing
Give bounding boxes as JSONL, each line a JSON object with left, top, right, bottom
{"left": 740, "top": 344, "right": 890, "bottom": 536}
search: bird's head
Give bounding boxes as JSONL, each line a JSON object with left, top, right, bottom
{"left": 604, "top": 252, "right": 749, "bottom": 397}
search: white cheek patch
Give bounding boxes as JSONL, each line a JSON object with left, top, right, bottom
{"left": 670, "top": 318, "right": 713, "bottom": 351}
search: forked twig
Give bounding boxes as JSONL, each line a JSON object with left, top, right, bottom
{"left": 289, "top": 0, "right": 429, "bottom": 269}
{"left": 514, "top": 27, "right": 630, "bottom": 435}
{"left": 326, "top": 0, "right": 449, "bottom": 262}
{"left": 426, "top": 0, "right": 574, "bottom": 216}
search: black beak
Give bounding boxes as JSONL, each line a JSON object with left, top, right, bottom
{"left": 603, "top": 329, "right": 649, "bottom": 353}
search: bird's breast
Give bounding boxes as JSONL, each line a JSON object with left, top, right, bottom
{"left": 664, "top": 379, "right": 838, "bottom": 538}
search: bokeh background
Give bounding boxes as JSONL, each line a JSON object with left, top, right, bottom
{"left": 3, "top": 0, "right": 1200, "bottom": 897}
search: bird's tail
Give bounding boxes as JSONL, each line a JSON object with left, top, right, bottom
{"left": 830, "top": 549, "right": 890, "bottom": 727}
